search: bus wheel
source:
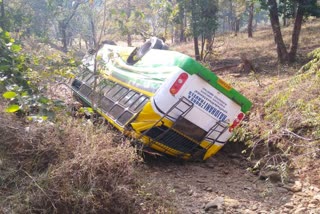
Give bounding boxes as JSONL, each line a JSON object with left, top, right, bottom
{"left": 127, "top": 37, "right": 165, "bottom": 65}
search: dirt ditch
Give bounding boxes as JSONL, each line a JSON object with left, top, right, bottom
{"left": 136, "top": 149, "right": 320, "bottom": 214}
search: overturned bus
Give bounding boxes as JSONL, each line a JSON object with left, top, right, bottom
{"left": 71, "top": 37, "right": 252, "bottom": 160}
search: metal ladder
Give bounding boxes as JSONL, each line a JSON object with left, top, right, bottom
{"left": 138, "top": 97, "right": 194, "bottom": 154}
{"left": 138, "top": 97, "right": 230, "bottom": 159}
{"left": 203, "top": 120, "right": 229, "bottom": 150}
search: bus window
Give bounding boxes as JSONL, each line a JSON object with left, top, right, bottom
{"left": 117, "top": 111, "right": 134, "bottom": 126}
{"left": 113, "top": 87, "right": 128, "bottom": 101}
{"left": 129, "top": 96, "right": 148, "bottom": 112}
{"left": 119, "top": 91, "right": 139, "bottom": 107}
{"left": 98, "top": 80, "right": 114, "bottom": 95}
{"left": 106, "top": 84, "right": 128, "bottom": 101}
{"left": 109, "top": 105, "right": 124, "bottom": 119}
{"left": 79, "top": 84, "right": 92, "bottom": 97}
{"left": 78, "top": 70, "right": 91, "bottom": 81}
{"left": 98, "top": 79, "right": 113, "bottom": 90}
{"left": 83, "top": 73, "right": 94, "bottom": 82}
{"left": 106, "top": 84, "right": 121, "bottom": 98}
{"left": 100, "top": 96, "right": 114, "bottom": 113}
{"left": 86, "top": 75, "right": 97, "bottom": 86}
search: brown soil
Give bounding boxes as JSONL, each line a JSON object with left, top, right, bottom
{"left": 135, "top": 145, "right": 319, "bottom": 214}
{"left": 134, "top": 20, "right": 320, "bottom": 213}
{"left": 1, "top": 19, "right": 319, "bottom": 214}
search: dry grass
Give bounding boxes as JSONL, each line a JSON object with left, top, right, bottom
{"left": 1, "top": 19, "right": 319, "bottom": 213}
{"left": 0, "top": 107, "right": 174, "bottom": 213}
{"left": 172, "top": 19, "right": 320, "bottom": 76}
{"left": 215, "top": 22, "right": 320, "bottom": 184}
{"left": 172, "top": 19, "right": 320, "bottom": 184}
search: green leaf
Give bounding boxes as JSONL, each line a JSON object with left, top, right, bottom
{"left": 21, "top": 91, "right": 29, "bottom": 97}
{"left": 86, "top": 107, "right": 94, "bottom": 113}
{"left": 79, "top": 107, "right": 94, "bottom": 114}
{"left": 27, "top": 115, "right": 48, "bottom": 122}
{"left": 11, "top": 44, "right": 22, "bottom": 53}
{"left": 0, "top": 65, "right": 10, "bottom": 71}
{"left": 5, "top": 104, "right": 20, "bottom": 113}
{"left": 38, "top": 96, "right": 49, "bottom": 104}
{"left": 53, "top": 100, "right": 65, "bottom": 107}
{"left": 4, "top": 31, "right": 11, "bottom": 40}
{"left": 69, "top": 59, "right": 75, "bottom": 65}
{"left": 46, "top": 111, "right": 55, "bottom": 119}
{"left": 3, "top": 91, "right": 17, "bottom": 99}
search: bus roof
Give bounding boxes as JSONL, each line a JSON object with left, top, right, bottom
{"left": 95, "top": 45, "right": 252, "bottom": 113}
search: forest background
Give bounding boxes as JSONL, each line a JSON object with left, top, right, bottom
{"left": 0, "top": 0, "right": 320, "bottom": 213}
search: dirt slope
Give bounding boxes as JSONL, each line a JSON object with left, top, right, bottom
{"left": 136, "top": 150, "right": 320, "bottom": 214}
{"left": 1, "top": 19, "right": 319, "bottom": 214}
{"left": 136, "top": 20, "right": 320, "bottom": 214}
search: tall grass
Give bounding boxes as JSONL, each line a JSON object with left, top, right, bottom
{"left": 0, "top": 110, "right": 144, "bottom": 213}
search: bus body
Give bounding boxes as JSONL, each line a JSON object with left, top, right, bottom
{"left": 71, "top": 43, "right": 252, "bottom": 160}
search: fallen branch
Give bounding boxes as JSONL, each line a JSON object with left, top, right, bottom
{"left": 21, "top": 169, "right": 57, "bottom": 211}
{"left": 282, "top": 129, "right": 320, "bottom": 142}
{"left": 211, "top": 64, "right": 239, "bottom": 72}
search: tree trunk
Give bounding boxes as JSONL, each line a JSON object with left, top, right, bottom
{"left": 90, "top": 18, "right": 97, "bottom": 48}
{"left": 0, "top": 0, "right": 5, "bottom": 30}
{"left": 179, "top": 22, "right": 185, "bottom": 42}
{"left": 59, "top": 2, "right": 80, "bottom": 52}
{"left": 205, "top": 35, "right": 214, "bottom": 52}
{"left": 191, "top": 0, "right": 200, "bottom": 60}
{"left": 179, "top": 3, "right": 186, "bottom": 42}
{"left": 200, "top": 35, "right": 205, "bottom": 61}
{"left": 283, "top": 16, "right": 287, "bottom": 27}
{"left": 164, "top": 22, "right": 168, "bottom": 39}
{"left": 234, "top": 19, "right": 240, "bottom": 36}
{"left": 59, "top": 22, "right": 68, "bottom": 52}
{"left": 222, "top": 17, "right": 226, "bottom": 33}
{"left": 127, "top": 34, "right": 132, "bottom": 46}
{"left": 268, "top": 0, "right": 289, "bottom": 63}
{"left": 229, "top": 0, "right": 234, "bottom": 32}
{"left": 171, "top": 25, "right": 174, "bottom": 44}
{"left": 248, "top": 2, "right": 254, "bottom": 38}
{"left": 194, "top": 36, "right": 200, "bottom": 61}
{"left": 126, "top": 0, "right": 132, "bottom": 46}
{"left": 283, "top": 0, "right": 287, "bottom": 26}
{"left": 289, "top": 1, "right": 304, "bottom": 62}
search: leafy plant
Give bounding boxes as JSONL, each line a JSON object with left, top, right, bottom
{"left": 0, "top": 28, "right": 77, "bottom": 121}
{"left": 231, "top": 48, "right": 320, "bottom": 181}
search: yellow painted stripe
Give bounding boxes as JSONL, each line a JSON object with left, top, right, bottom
{"left": 101, "top": 74, "right": 154, "bottom": 97}
{"left": 203, "top": 144, "right": 223, "bottom": 160}
{"left": 95, "top": 108, "right": 125, "bottom": 132}
{"left": 217, "top": 78, "right": 232, "bottom": 91}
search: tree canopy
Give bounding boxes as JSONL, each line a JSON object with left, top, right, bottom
{"left": 0, "top": 0, "right": 319, "bottom": 62}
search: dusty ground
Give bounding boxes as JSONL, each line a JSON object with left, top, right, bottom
{"left": 133, "top": 20, "right": 320, "bottom": 213}
{"left": 4, "top": 19, "right": 318, "bottom": 214}
{"left": 135, "top": 149, "right": 320, "bottom": 214}
{"left": 50, "top": 77, "right": 320, "bottom": 214}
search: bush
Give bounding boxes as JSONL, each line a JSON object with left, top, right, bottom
{"left": 231, "top": 48, "right": 320, "bottom": 181}
{"left": 0, "top": 111, "right": 143, "bottom": 214}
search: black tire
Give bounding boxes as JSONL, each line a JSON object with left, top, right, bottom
{"left": 126, "top": 37, "right": 166, "bottom": 65}
{"left": 151, "top": 37, "right": 165, "bottom": 49}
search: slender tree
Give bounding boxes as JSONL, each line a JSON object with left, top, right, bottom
{"left": 47, "top": 0, "right": 86, "bottom": 52}
{"left": 263, "top": 0, "right": 320, "bottom": 63}
{"left": 0, "top": 0, "right": 5, "bottom": 30}
{"left": 247, "top": 1, "right": 255, "bottom": 37}
{"left": 189, "top": 0, "right": 218, "bottom": 61}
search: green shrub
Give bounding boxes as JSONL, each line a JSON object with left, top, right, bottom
{"left": 231, "top": 48, "right": 320, "bottom": 180}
